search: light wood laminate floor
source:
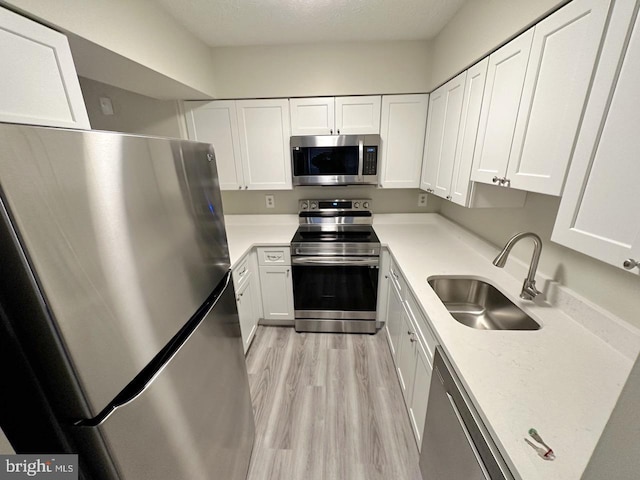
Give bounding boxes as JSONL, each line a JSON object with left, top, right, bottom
{"left": 245, "top": 326, "right": 422, "bottom": 480}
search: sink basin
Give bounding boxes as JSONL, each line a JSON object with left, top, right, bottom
{"left": 427, "top": 276, "right": 541, "bottom": 331}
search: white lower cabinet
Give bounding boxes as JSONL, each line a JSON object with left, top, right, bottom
{"left": 409, "top": 345, "right": 432, "bottom": 448}
{"left": 259, "top": 266, "right": 295, "bottom": 322}
{"left": 396, "top": 306, "right": 418, "bottom": 400}
{"left": 233, "top": 252, "right": 262, "bottom": 354}
{"left": 257, "top": 247, "right": 294, "bottom": 324}
{"left": 383, "top": 255, "right": 437, "bottom": 449}
{"left": 385, "top": 271, "right": 404, "bottom": 359}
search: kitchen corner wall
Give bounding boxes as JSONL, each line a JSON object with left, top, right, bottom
{"left": 428, "top": 0, "right": 567, "bottom": 89}
{"left": 79, "top": 77, "right": 186, "bottom": 139}
{"left": 209, "top": 41, "right": 432, "bottom": 99}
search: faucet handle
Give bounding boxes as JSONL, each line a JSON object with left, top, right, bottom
{"left": 521, "top": 279, "right": 543, "bottom": 300}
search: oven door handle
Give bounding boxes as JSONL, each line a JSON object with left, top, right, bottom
{"left": 292, "top": 256, "right": 379, "bottom": 267}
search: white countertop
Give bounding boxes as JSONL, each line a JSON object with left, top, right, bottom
{"left": 224, "top": 213, "right": 637, "bottom": 480}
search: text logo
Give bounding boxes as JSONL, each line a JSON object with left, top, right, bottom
{"left": 0, "top": 455, "right": 77, "bottom": 480}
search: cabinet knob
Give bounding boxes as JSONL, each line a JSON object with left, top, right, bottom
{"left": 502, "top": 178, "right": 511, "bottom": 187}
{"left": 238, "top": 186, "right": 242, "bottom": 190}
{"left": 384, "top": 275, "right": 389, "bottom": 279}
{"left": 492, "top": 176, "right": 500, "bottom": 184}
{"left": 337, "top": 129, "right": 340, "bottom": 135}
{"left": 330, "top": 129, "right": 333, "bottom": 135}
{"left": 245, "top": 186, "right": 249, "bottom": 190}
{"left": 446, "top": 195, "right": 452, "bottom": 200}
{"left": 623, "top": 258, "right": 639, "bottom": 270}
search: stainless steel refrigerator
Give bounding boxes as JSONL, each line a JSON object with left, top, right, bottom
{"left": 0, "top": 124, "right": 255, "bottom": 479}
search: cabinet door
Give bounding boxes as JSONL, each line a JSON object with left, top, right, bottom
{"left": 289, "top": 97, "right": 334, "bottom": 135}
{"left": 0, "top": 6, "right": 90, "bottom": 129}
{"left": 335, "top": 96, "right": 382, "bottom": 134}
{"left": 395, "top": 308, "right": 417, "bottom": 404}
{"left": 379, "top": 94, "right": 429, "bottom": 188}
{"left": 552, "top": 0, "right": 640, "bottom": 271}
{"left": 420, "top": 73, "right": 466, "bottom": 199}
{"left": 236, "top": 272, "right": 258, "bottom": 354}
{"left": 450, "top": 59, "right": 489, "bottom": 206}
{"left": 409, "top": 344, "right": 432, "bottom": 449}
{"left": 472, "top": 29, "right": 534, "bottom": 185}
{"left": 236, "top": 99, "right": 292, "bottom": 190}
{"left": 184, "top": 101, "right": 244, "bottom": 190}
{"left": 507, "top": 0, "right": 610, "bottom": 195}
{"left": 385, "top": 277, "right": 403, "bottom": 359}
{"left": 259, "top": 266, "right": 295, "bottom": 321}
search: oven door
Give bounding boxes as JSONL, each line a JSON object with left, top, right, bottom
{"left": 292, "top": 256, "right": 379, "bottom": 323}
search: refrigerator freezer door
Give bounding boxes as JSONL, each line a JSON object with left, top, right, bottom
{"left": 0, "top": 125, "right": 230, "bottom": 414}
{"left": 78, "top": 274, "right": 254, "bottom": 480}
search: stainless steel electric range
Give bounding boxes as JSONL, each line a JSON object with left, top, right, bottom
{"left": 290, "top": 199, "right": 381, "bottom": 334}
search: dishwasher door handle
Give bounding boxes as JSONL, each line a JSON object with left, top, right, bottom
{"left": 446, "top": 392, "right": 491, "bottom": 480}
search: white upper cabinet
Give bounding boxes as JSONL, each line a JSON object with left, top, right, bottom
{"left": 0, "top": 6, "right": 90, "bottom": 129}
{"left": 552, "top": 0, "right": 640, "bottom": 273}
{"left": 472, "top": 29, "right": 534, "bottom": 186}
{"left": 185, "top": 99, "right": 292, "bottom": 190}
{"left": 184, "top": 101, "right": 244, "bottom": 190}
{"left": 450, "top": 59, "right": 490, "bottom": 206}
{"left": 507, "top": 0, "right": 610, "bottom": 195}
{"left": 420, "top": 71, "right": 467, "bottom": 198}
{"left": 379, "top": 94, "right": 429, "bottom": 188}
{"left": 289, "top": 96, "right": 381, "bottom": 135}
{"left": 472, "top": 0, "right": 610, "bottom": 195}
{"left": 234, "top": 99, "right": 292, "bottom": 190}
{"left": 420, "top": 59, "right": 523, "bottom": 208}
{"left": 335, "top": 96, "right": 382, "bottom": 134}
{"left": 289, "top": 97, "right": 334, "bottom": 135}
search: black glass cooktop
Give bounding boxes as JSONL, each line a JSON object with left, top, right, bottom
{"left": 291, "top": 226, "right": 379, "bottom": 244}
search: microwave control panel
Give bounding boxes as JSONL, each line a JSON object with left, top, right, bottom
{"left": 363, "top": 146, "right": 378, "bottom": 175}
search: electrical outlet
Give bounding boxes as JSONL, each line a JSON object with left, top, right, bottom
{"left": 418, "top": 193, "right": 427, "bottom": 207}
{"left": 265, "top": 194, "right": 275, "bottom": 208}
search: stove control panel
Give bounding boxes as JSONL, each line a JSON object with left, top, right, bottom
{"left": 299, "top": 199, "right": 371, "bottom": 212}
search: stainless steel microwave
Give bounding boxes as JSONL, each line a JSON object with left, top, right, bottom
{"left": 291, "top": 134, "right": 379, "bottom": 186}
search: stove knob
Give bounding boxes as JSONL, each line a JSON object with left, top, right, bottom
{"left": 354, "top": 202, "right": 360, "bottom": 208}
{"left": 363, "top": 201, "right": 370, "bottom": 209}
{"left": 301, "top": 201, "right": 309, "bottom": 210}
{"left": 310, "top": 202, "right": 317, "bottom": 209}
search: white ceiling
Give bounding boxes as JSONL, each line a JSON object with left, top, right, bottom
{"left": 154, "top": 0, "right": 467, "bottom": 47}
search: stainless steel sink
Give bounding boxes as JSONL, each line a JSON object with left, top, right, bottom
{"left": 428, "top": 276, "right": 541, "bottom": 331}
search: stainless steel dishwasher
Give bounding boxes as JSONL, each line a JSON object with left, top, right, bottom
{"left": 419, "top": 347, "right": 514, "bottom": 480}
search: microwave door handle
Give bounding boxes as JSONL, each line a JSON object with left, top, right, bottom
{"left": 358, "top": 138, "right": 364, "bottom": 181}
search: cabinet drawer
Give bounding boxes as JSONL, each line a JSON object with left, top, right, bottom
{"left": 257, "top": 246, "right": 291, "bottom": 266}
{"left": 405, "top": 290, "right": 438, "bottom": 363}
{"left": 232, "top": 256, "right": 252, "bottom": 289}
{"left": 388, "top": 259, "right": 407, "bottom": 298}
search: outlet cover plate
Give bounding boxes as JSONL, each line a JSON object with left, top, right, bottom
{"left": 265, "top": 194, "right": 275, "bottom": 208}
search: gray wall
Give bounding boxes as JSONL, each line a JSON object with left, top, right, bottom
{"left": 79, "top": 77, "right": 185, "bottom": 138}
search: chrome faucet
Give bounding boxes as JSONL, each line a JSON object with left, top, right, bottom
{"left": 493, "top": 232, "right": 543, "bottom": 300}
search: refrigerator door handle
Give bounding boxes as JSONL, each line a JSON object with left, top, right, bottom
{"left": 75, "top": 271, "right": 234, "bottom": 428}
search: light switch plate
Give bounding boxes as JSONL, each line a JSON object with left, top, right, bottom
{"left": 418, "top": 193, "right": 427, "bottom": 207}
{"left": 265, "top": 194, "right": 275, "bottom": 208}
